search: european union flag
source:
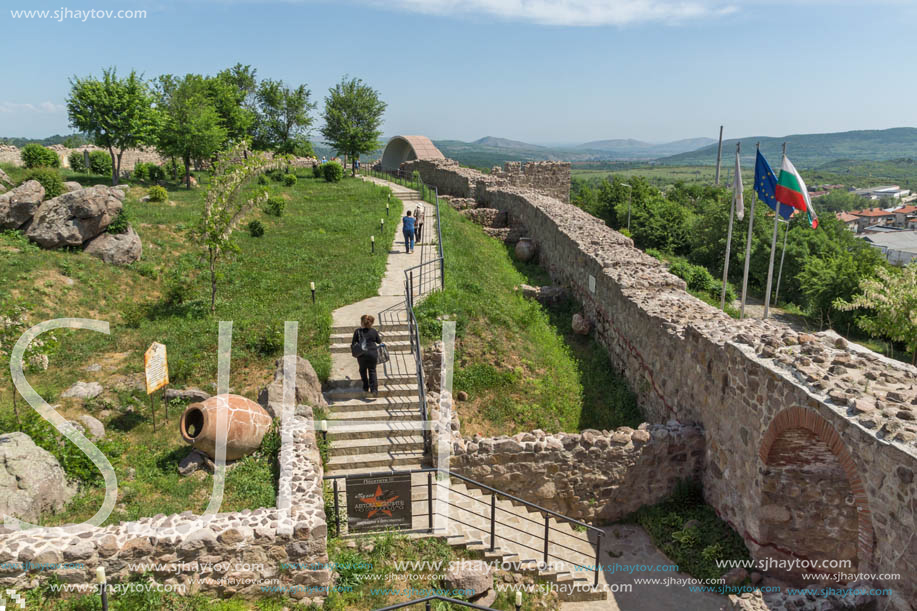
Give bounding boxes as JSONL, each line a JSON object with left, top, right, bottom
{"left": 755, "top": 150, "right": 793, "bottom": 220}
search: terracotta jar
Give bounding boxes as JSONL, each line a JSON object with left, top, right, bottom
{"left": 514, "top": 237, "right": 537, "bottom": 262}
{"left": 179, "top": 394, "right": 272, "bottom": 461}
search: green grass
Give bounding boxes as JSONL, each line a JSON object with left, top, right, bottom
{"left": 0, "top": 166, "right": 398, "bottom": 524}
{"left": 624, "top": 480, "right": 751, "bottom": 584}
{"left": 414, "top": 202, "right": 640, "bottom": 435}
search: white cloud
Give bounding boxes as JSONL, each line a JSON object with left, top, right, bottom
{"left": 361, "top": 0, "right": 737, "bottom": 26}
{"left": 0, "top": 101, "right": 66, "bottom": 114}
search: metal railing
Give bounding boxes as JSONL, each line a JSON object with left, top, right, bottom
{"left": 324, "top": 468, "right": 605, "bottom": 589}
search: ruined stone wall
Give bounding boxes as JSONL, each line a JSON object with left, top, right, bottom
{"left": 0, "top": 145, "right": 165, "bottom": 174}
{"left": 448, "top": 423, "right": 704, "bottom": 522}
{"left": 0, "top": 410, "right": 330, "bottom": 603}
{"left": 412, "top": 158, "right": 917, "bottom": 610}
{"left": 490, "top": 161, "right": 571, "bottom": 204}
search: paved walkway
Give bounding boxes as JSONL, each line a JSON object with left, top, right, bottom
{"left": 323, "top": 178, "right": 436, "bottom": 475}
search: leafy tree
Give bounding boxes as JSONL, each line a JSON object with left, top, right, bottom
{"left": 196, "top": 142, "right": 288, "bottom": 313}
{"left": 208, "top": 66, "right": 258, "bottom": 144}
{"left": 157, "top": 74, "right": 227, "bottom": 188}
{"left": 66, "top": 68, "right": 159, "bottom": 185}
{"left": 320, "top": 77, "right": 387, "bottom": 175}
{"left": 836, "top": 263, "right": 917, "bottom": 365}
{"left": 253, "top": 79, "right": 315, "bottom": 153}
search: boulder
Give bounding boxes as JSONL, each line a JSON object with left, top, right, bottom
{"left": 61, "top": 381, "right": 103, "bottom": 400}
{"left": 178, "top": 449, "right": 206, "bottom": 476}
{"left": 258, "top": 356, "right": 327, "bottom": 417}
{"left": 165, "top": 388, "right": 211, "bottom": 403}
{"left": 63, "top": 181, "right": 83, "bottom": 193}
{"left": 26, "top": 185, "right": 124, "bottom": 249}
{"left": 572, "top": 313, "right": 591, "bottom": 335}
{"left": 84, "top": 225, "right": 142, "bottom": 265}
{"left": 0, "top": 180, "right": 45, "bottom": 230}
{"left": 443, "top": 560, "right": 493, "bottom": 598}
{"left": 0, "top": 432, "right": 77, "bottom": 521}
{"left": 77, "top": 414, "right": 105, "bottom": 440}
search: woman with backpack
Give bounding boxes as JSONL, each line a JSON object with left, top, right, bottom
{"left": 352, "top": 314, "right": 383, "bottom": 397}
{"left": 402, "top": 210, "right": 416, "bottom": 254}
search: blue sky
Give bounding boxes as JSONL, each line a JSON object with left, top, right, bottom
{"left": 1, "top": 0, "right": 915, "bottom": 144}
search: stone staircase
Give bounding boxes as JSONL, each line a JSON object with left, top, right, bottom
{"left": 323, "top": 320, "right": 429, "bottom": 476}
{"left": 324, "top": 175, "right": 607, "bottom": 603}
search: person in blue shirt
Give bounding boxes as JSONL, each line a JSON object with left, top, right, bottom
{"left": 402, "top": 210, "right": 416, "bottom": 253}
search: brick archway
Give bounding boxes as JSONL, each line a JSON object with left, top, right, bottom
{"left": 759, "top": 406, "right": 874, "bottom": 571}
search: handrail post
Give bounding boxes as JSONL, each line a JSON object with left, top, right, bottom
{"left": 427, "top": 471, "right": 434, "bottom": 533}
{"left": 594, "top": 532, "right": 602, "bottom": 588}
{"left": 333, "top": 479, "right": 341, "bottom": 537}
{"left": 543, "top": 514, "right": 550, "bottom": 566}
{"left": 489, "top": 494, "right": 496, "bottom": 552}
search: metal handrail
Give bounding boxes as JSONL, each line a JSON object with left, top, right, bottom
{"left": 372, "top": 595, "right": 498, "bottom": 611}
{"left": 323, "top": 467, "right": 604, "bottom": 588}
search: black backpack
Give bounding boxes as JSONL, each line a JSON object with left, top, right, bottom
{"left": 351, "top": 329, "right": 368, "bottom": 358}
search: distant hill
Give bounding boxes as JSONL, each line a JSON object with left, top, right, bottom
{"left": 473, "top": 136, "right": 545, "bottom": 149}
{"left": 433, "top": 135, "right": 714, "bottom": 168}
{"left": 657, "top": 128, "right": 917, "bottom": 168}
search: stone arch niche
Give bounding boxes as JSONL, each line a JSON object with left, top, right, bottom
{"left": 757, "top": 406, "right": 874, "bottom": 584}
{"left": 380, "top": 135, "right": 444, "bottom": 172}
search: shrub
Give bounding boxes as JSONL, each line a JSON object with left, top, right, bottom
{"left": 21, "top": 143, "right": 60, "bottom": 168}
{"left": 283, "top": 173, "right": 297, "bottom": 187}
{"left": 163, "top": 254, "right": 198, "bottom": 305}
{"left": 132, "top": 161, "right": 164, "bottom": 182}
{"left": 89, "top": 150, "right": 113, "bottom": 176}
{"left": 163, "top": 158, "right": 183, "bottom": 181}
{"left": 147, "top": 185, "right": 168, "bottom": 202}
{"left": 312, "top": 164, "right": 323, "bottom": 178}
{"left": 323, "top": 161, "right": 343, "bottom": 182}
{"left": 257, "top": 174, "right": 269, "bottom": 186}
{"left": 106, "top": 209, "right": 130, "bottom": 234}
{"left": 68, "top": 151, "right": 86, "bottom": 172}
{"left": 267, "top": 168, "right": 285, "bottom": 182}
{"left": 248, "top": 219, "right": 265, "bottom": 237}
{"left": 22, "top": 168, "right": 65, "bottom": 199}
{"left": 264, "top": 196, "right": 285, "bottom": 217}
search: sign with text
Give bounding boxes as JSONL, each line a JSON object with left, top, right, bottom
{"left": 144, "top": 342, "right": 169, "bottom": 394}
{"left": 346, "top": 473, "right": 412, "bottom": 533}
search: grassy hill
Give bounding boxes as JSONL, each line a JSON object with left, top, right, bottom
{"left": 657, "top": 127, "right": 917, "bottom": 168}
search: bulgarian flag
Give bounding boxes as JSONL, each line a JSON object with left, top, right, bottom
{"left": 775, "top": 156, "right": 819, "bottom": 228}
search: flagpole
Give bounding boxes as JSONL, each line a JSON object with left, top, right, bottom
{"left": 773, "top": 217, "right": 790, "bottom": 306}
{"left": 763, "top": 142, "right": 787, "bottom": 319}
{"left": 720, "top": 141, "right": 739, "bottom": 310}
{"left": 714, "top": 125, "right": 724, "bottom": 185}
{"left": 740, "top": 143, "right": 759, "bottom": 318}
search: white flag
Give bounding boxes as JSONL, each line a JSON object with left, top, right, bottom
{"left": 734, "top": 148, "right": 744, "bottom": 221}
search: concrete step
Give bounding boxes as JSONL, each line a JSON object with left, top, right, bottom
{"left": 325, "top": 463, "right": 426, "bottom": 477}
{"left": 331, "top": 322, "right": 409, "bottom": 334}
{"left": 326, "top": 395, "right": 420, "bottom": 411}
{"left": 325, "top": 420, "right": 425, "bottom": 440}
{"left": 325, "top": 449, "right": 427, "bottom": 472}
{"left": 327, "top": 408, "right": 421, "bottom": 422}
{"left": 323, "top": 374, "right": 416, "bottom": 390}
{"left": 323, "top": 384, "right": 418, "bottom": 400}
{"left": 330, "top": 435, "right": 425, "bottom": 456}
{"left": 330, "top": 340, "right": 412, "bottom": 354}
{"left": 330, "top": 332, "right": 411, "bottom": 344}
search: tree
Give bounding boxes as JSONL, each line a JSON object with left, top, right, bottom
{"left": 157, "top": 74, "right": 227, "bottom": 188}
{"left": 835, "top": 263, "right": 917, "bottom": 365}
{"left": 67, "top": 68, "right": 158, "bottom": 185}
{"left": 208, "top": 66, "right": 258, "bottom": 144}
{"left": 196, "top": 142, "right": 288, "bottom": 313}
{"left": 321, "top": 77, "right": 387, "bottom": 175}
{"left": 253, "top": 79, "right": 315, "bottom": 153}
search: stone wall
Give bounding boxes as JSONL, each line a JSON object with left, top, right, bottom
{"left": 449, "top": 423, "right": 704, "bottom": 522}
{"left": 411, "top": 158, "right": 917, "bottom": 610}
{"left": 0, "top": 408, "right": 330, "bottom": 603}
{"left": 490, "top": 161, "right": 571, "bottom": 204}
{"left": 0, "top": 145, "right": 164, "bottom": 174}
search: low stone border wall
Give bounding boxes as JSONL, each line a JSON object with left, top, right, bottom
{"left": 0, "top": 408, "right": 329, "bottom": 602}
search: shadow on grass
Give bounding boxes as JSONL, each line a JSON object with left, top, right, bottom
{"left": 156, "top": 445, "right": 189, "bottom": 474}
{"left": 108, "top": 411, "right": 146, "bottom": 433}
{"left": 504, "top": 245, "right": 644, "bottom": 431}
